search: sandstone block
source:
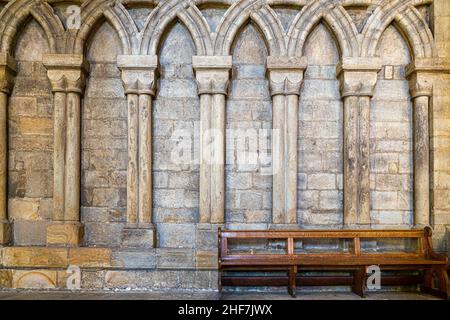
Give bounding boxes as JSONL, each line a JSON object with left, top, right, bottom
{"left": 307, "top": 174, "right": 336, "bottom": 190}
{"left": 2, "top": 247, "right": 68, "bottom": 268}
{"left": 12, "top": 270, "right": 57, "bottom": 289}
{"left": 111, "top": 250, "right": 156, "bottom": 269}
{"left": 158, "top": 223, "right": 195, "bottom": 248}
{"left": 84, "top": 222, "right": 124, "bottom": 247}
{"left": 0, "top": 221, "right": 11, "bottom": 245}
{"left": 69, "top": 248, "right": 111, "bottom": 268}
{"left": 196, "top": 225, "right": 218, "bottom": 249}
{"left": 121, "top": 227, "right": 156, "bottom": 249}
{"left": 104, "top": 271, "right": 136, "bottom": 289}
{"left": 157, "top": 248, "right": 195, "bottom": 269}
{"left": 47, "top": 222, "right": 84, "bottom": 247}
{"left": 0, "top": 269, "right": 12, "bottom": 288}
{"left": 14, "top": 219, "right": 48, "bottom": 246}
{"left": 196, "top": 250, "right": 218, "bottom": 270}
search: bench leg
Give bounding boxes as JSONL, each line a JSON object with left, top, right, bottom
{"left": 288, "top": 266, "right": 297, "bottom": 298}
{"left": 352, "top": 267, "right": 366, "bottom": 298}
{"left": 218, "top": 270, "right": 223, "bottom": 298}
{"left": 436, "top": 267, "right": 448, "bottom": 299}
{"left": 421, "top": 267, "right": 449, "bottom": 300}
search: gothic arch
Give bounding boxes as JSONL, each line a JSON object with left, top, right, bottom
{"left": 70, "top": 0, "right": 137, "bottom": 55}
{"left": 361, "top": 0, "right": 435, "bottom": 58}
{"left": 287, "top": 1, "right": 359, "bottom": 57}
{"left": 214, "top": 0, "right": 286, "bottom": 56}
{"left": 140, "top": 0, "right": 213, "bottom": 56}
{"left": 0, "top": 0, "right": 64, "bottom": 54}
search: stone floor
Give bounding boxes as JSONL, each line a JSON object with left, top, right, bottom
{"left": 0, "top": 290, "right": 443, "bottom": 300}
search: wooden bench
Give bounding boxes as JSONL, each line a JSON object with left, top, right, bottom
{"left": 218, "top": 227, "right": 449, "bottom": 299}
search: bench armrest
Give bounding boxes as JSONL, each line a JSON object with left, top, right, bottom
{"left": 424, "top": 227, "right": 448, "bottom": 263}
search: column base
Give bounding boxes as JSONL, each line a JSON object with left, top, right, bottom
{"left": 121, "top": 225, "right": 156, "bottom": 249}
{"left": 46, "top": 222, "right": 84, "bottom": 247}
{"left": 0, "top": 221, "right": 12, "bottom": 245}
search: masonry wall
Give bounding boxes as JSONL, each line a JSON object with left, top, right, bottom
{"left": 0, "top": 0, "right": 449, "bottom": 291}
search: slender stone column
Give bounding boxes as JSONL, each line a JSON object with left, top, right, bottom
{"left": 193, "top": 56, "right": 232, "bottom": 224}
{"left": 43, "top": 54, "right": 88, "bottom": 247}
{"left": 118, "top": 55, "right": 158, "bottom": 248}
{"left": 267, "top": 56, "right": 307, "bottom": 225}
{"left": 406, "top": 59, "right": 436, "bottom": 227}
{"left": 0, "top": 53, "right": 16, "bottom": 245}
{"left": 337, "top": 57, "right": 382, "bottom": 227}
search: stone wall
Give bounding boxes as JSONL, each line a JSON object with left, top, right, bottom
{"left": 0, "top": 0, "right": 449, "bottom": 291}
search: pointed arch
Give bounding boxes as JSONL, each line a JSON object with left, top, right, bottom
{"left": 287, "top": 1, "right": 359, "bottom": 57}
{"left": 0, "top": 0, "right": 65, "bottom": 54}
{"left": 140, "top": 0, "right": 212, "bottom": 56}
{"left": 214, "top": 0, "right": 285, "bottom": 56}
{"left": 69, "top": 0, "right": 137, "bottom": 55}
{"left": 361, "top": 0, "right": 435, "bottom": 58}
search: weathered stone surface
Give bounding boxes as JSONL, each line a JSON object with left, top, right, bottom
{"left": 158, "top": 224, "right": 195, "bottom": 248}
{"left": 0, "top": 221, "right": 11, "bottom": 244}
{"left": 14, "top": 219, "right": 48, "bottom": 246}
{"left": 2, "top": 247, "right": 68, "bottom": 268}
{"left": 47, "top": 222, "right": 84, "bottom": 247}
{"left": 111, "top": 250, "right": 156, "bottom": 269}
{"left": 196, "top": 250, "right": 218, "bottom": 269}
{"left": 156, "top": 249, "right": 195, "bottom": 269}
{"left": 0, "top": 269, "right": 12, "bottom": 288}
{"left": 12, "top": 270, "right": 57, "bottom": 289}
{"left": 68, "top": 248, "right": 111, "bottom": 268}
{"left": 121, "top": 227, "right": 156, "bottom": 249}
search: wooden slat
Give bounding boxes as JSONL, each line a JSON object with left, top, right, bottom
{"left": 221, "top": 275, "right": 423, "bottom": 287}
{"left": 221, "top": 255, "right": 447, "bottom": 266}
{"left": 354, "top": 237, "right": 361, "bottom": 256}
{"left": 287, "top": 238, "right": 294, "bottom": 255}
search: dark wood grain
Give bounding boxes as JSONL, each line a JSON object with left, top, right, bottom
{"left": 218, "top": 227, "right": 449, "bottom": 299}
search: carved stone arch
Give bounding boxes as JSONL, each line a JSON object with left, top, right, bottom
{"left": 0, "top": 0, "right": 65, "bottom": 54}
{"left": 251, "top": 4, "right": 287, "bottom": 55}
{"left": 387, "top": 6, "right": 435, "bottom": 58}
{"left": 139, "top": 0, "right": 211, "bottom": 56}
{"left": 178, "top": 4, "right": 214, "bottom": 55}
{"left": 70, "top": 0, "right": 135, "bottom": 55}
{"left": 214, "top": 0, "right": 285, "bottom": 56}
{"left": 361, "top": 0, "right": 434, "bottom": 58}
{"left": 287, "top": 1, "right": 359, "bottom": 57}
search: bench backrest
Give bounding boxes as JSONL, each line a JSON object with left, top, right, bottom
{"left": 219, "top": 227, "right": 435, "bottom": 261}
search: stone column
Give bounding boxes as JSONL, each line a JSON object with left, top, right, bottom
{"left": 43, "top": 54, "right": 88, "bottom": 247}
{"left": 337, "top": 58, "right": 382, "bottom": 227}
{"left": 267, "top": 56, "right": 307, "bottom": 225}
{"left": 193, "top": 56, "right": 232, "bottom": 224}
{"left": 0, "top": 53, "right": 16, "bottom": 245}
{"left": 406, "top": 59, "right": 435, "bottom": 227}
{"left": 118, "top": 55, "right": 158, "bottom": 248}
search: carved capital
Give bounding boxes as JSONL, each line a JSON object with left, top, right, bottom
{"left": 406, "top": 58, "right": 450, "bottom": 98}
{"left": 337, "top": 57, "right": 382, "bottom": 97}
{"left": 118, "top": 55, "right": 158, "bottom": 95}
{"left": 193, "top": 56, "right": 232, "bottom": 95}
{"left": 0, "top": 53, "right": 17, "bottom": 95}
{"left": 43, "top": 54, "right": 89, "bottom": 94}
{"left": 267, "top": 56, "right": 307, "bottom": 96}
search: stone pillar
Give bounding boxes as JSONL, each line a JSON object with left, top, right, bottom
{"left": 267, "top": 56, "right": 307, "bottom": 225}
{"left": 0, "top": 53, "right": 16, "bottom": 245}
{"left": 337, "top": 58, "right": 382, "bottom": 227}
{"left": 118, "top": 55, "right": 158, "bottom": 248}
{"left": 193, "top": 56, "right": 232, "bottom": 224}
{"left": 406, "top": 59, "right": 435, "bottom": 228}
{"left": 43, "top": 54, "right": 88, "bottom": 247}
